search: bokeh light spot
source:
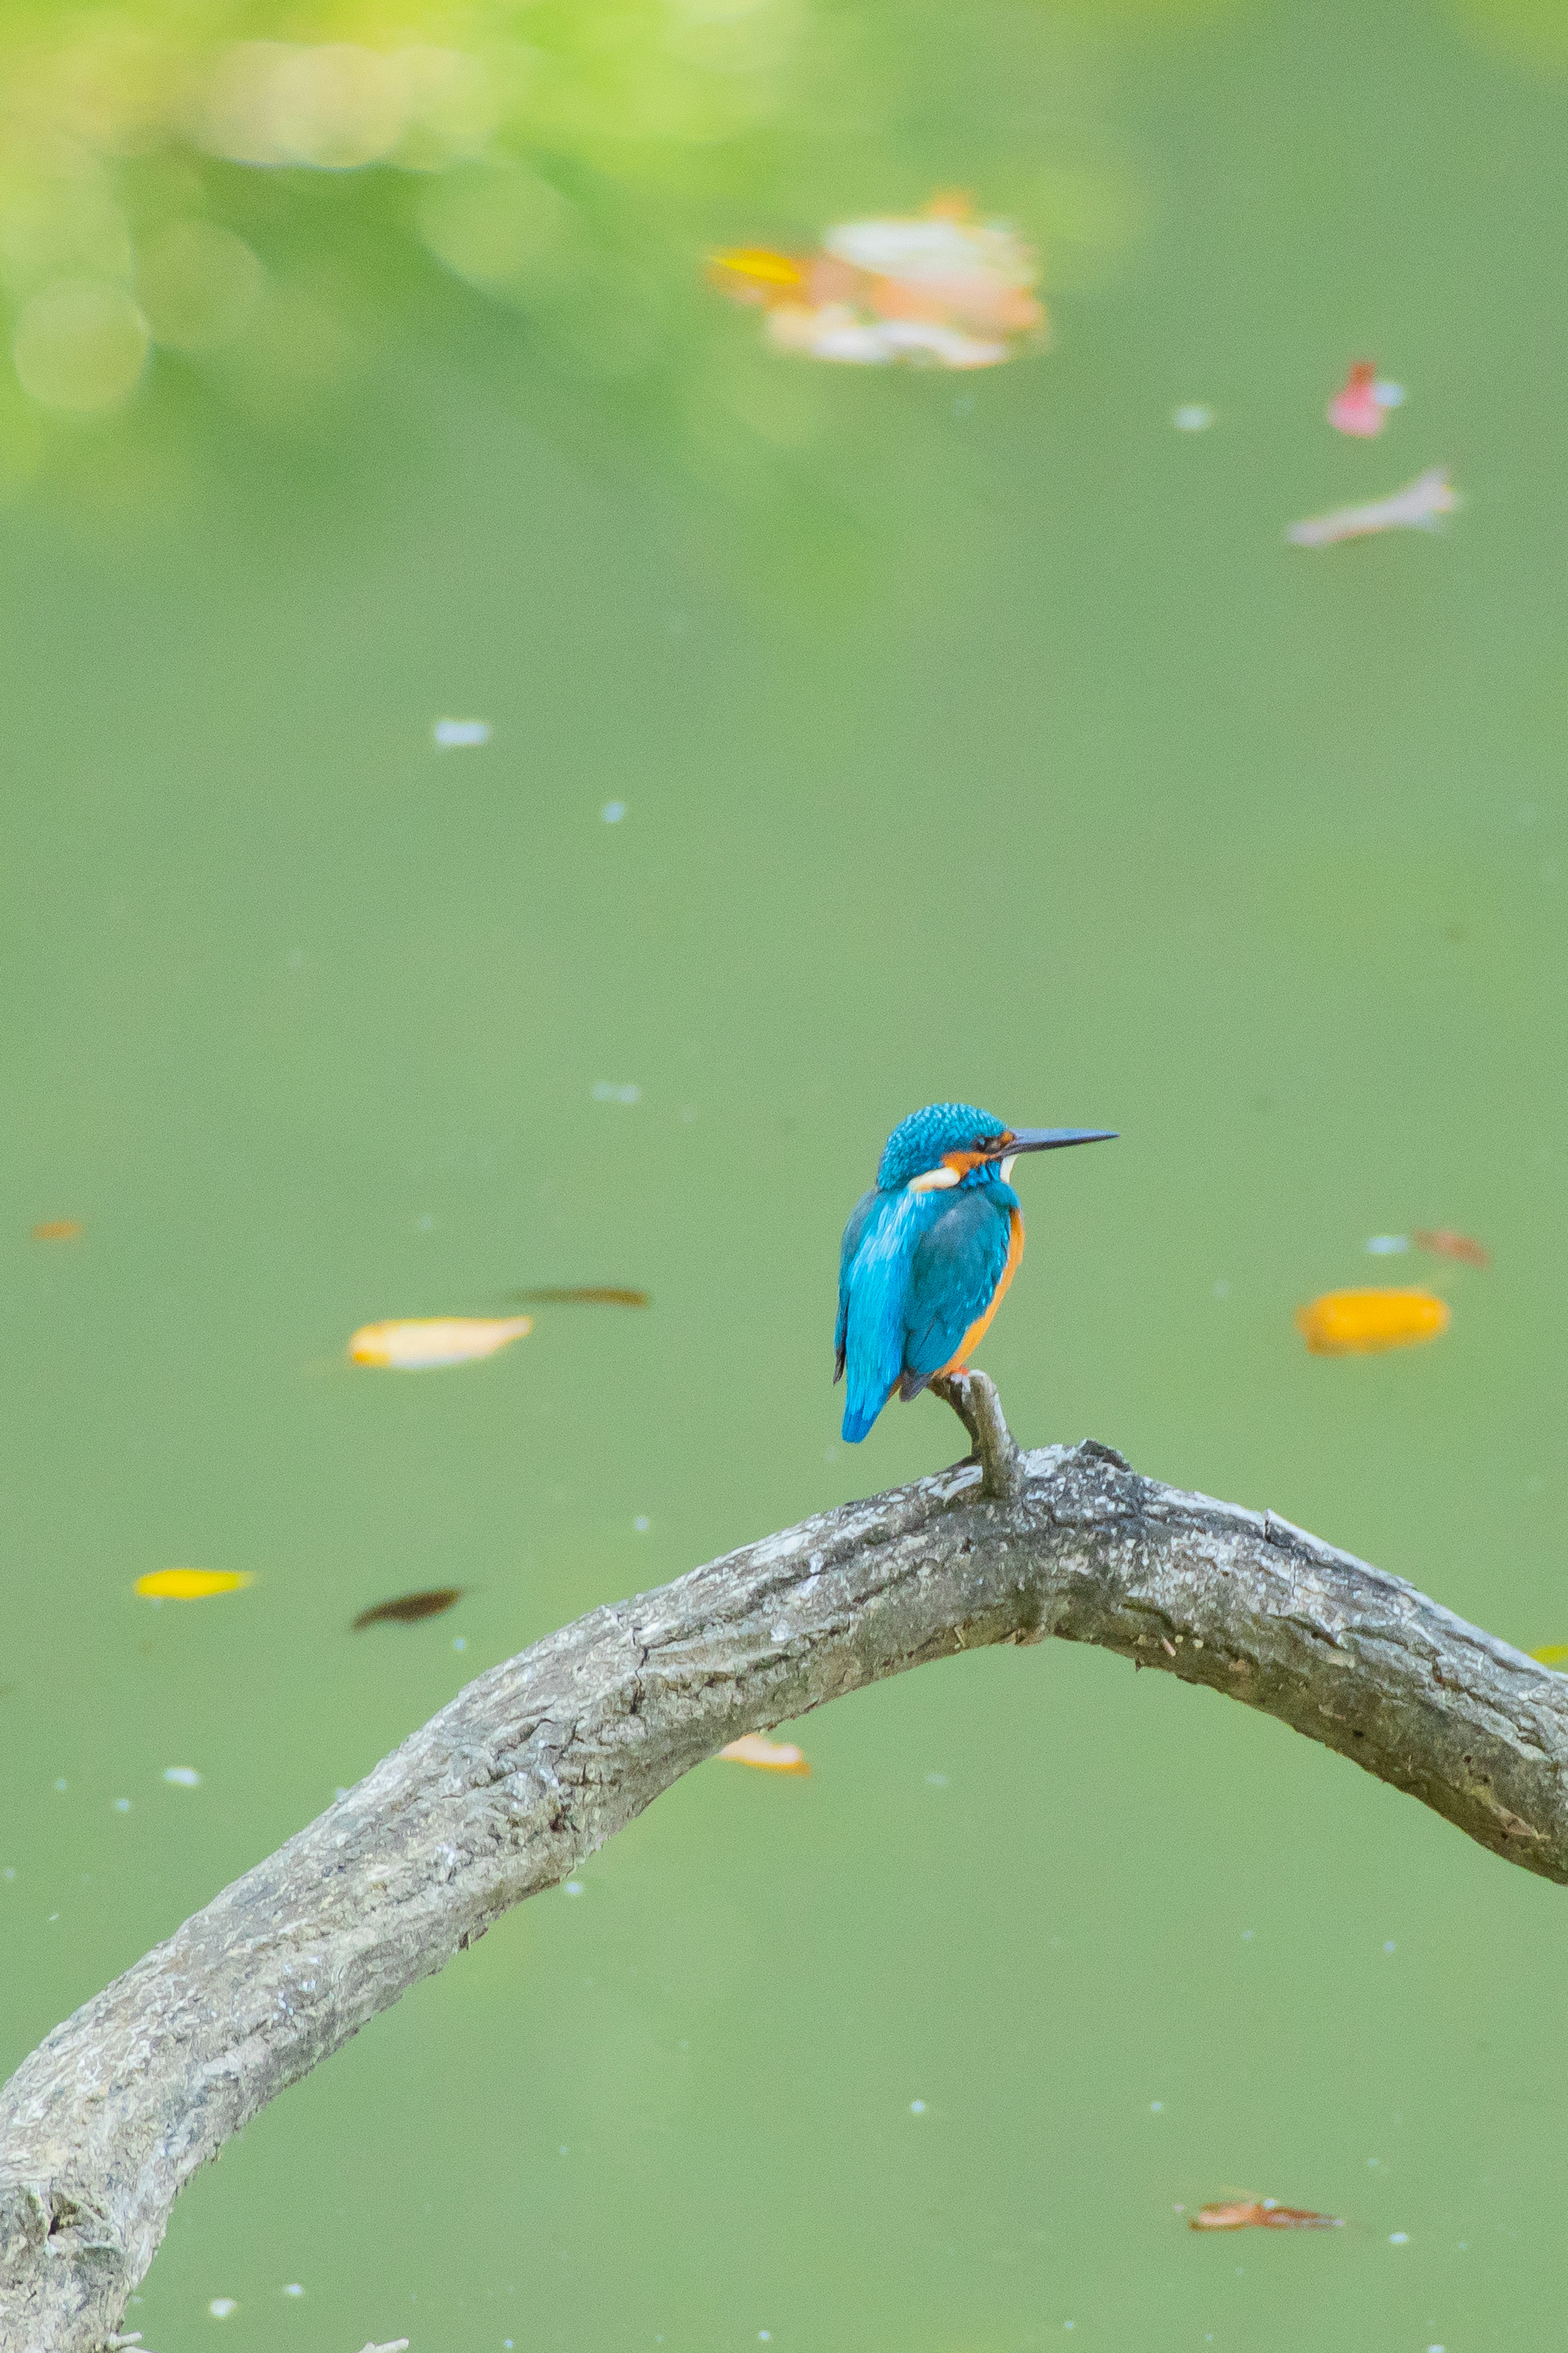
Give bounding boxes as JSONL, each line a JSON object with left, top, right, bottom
{"left": 12, "top": 279, "right": 149, "bottom": 412}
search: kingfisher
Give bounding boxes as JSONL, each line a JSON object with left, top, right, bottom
{"left": 835, "top": 1102, "right": 1116, "bottom": 1444}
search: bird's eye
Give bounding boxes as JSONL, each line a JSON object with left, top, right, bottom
{"left": 973, "top": 1135, "right": 994, "bottom": 1153}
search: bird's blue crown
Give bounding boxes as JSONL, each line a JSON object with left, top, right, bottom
{"left": 876, "top": 1102, "right": 1009, "bottom": 1191}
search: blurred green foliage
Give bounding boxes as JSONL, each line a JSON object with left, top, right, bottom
{"left": 0, "top": 0, "right": 1149, "bottom": 524}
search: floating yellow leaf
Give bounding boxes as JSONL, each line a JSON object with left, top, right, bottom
{"left": 1295, "top": 1288, "right": 1450, "bottom": 1356}
{"left": 32, "top": 1219, "right": 82, "bottom": 1241}
{"left": 709, "top": 245, "right": 805, "bottom": 291}
{"left": 718, "top": 1733, "right": 810, "bottom": 1775}
{"left": 136, "top": 1568, "right": 252, "bottom": 1600}
{"left": 349, "top": 1315, "right": 531, "bottom": 1368}
{"left": 1530, "top": 1645, "right": 1568, "bottom": 1667}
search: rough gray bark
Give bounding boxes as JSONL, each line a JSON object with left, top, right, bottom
{"left": 3, "top": 1374, "right": 1565, "bottom": 2353}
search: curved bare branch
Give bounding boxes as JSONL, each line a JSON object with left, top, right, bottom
{"left": 3, "top": 1376, "right": 1563, "bottom": 2351}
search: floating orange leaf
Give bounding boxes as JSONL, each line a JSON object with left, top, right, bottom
{"left": 1190, "top": 2200, "right": 1343, "bottom": 2231}
{"left": 510, "top": 1287, "right": 649, "bottom": 1308}
{"left": 32, "top": 1219, "right": 82, "bottom": 1241}
{"left": 136, "top": 1568, "right": 252, "bottom": 1600}
{"left": 718, "top": 1733, "right": 810, "bottom": 1776}
{"left": 1295, "top": 1288, "right": 1449, "bottom": 1356}
{"left": 349, "top": 1316, "right": 530, "bottom": 1368}
{"left": 1413, "top": 1228, "right": 1490, "bottom": 1269}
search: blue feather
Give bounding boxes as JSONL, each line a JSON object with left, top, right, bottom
{"left": 902, "top": 1184, "right": 1016, "bottom": 1388}
{"left": 840, "top": 1189, "right": 933, "bottom": 1443}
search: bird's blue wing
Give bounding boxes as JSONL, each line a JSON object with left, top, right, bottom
{"left": 839, "top": 1189, "right": 923, "bottom": 1443}
{"left": 902, "top": 1187, "right": 1015, "bottom": 1392}
{"left": 835, "top": 1186, "right": 878, "bottom": 1383}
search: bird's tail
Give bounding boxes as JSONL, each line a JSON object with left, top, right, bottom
{"left": 841, "top": 1395, "right": 882, "bottom": 1445}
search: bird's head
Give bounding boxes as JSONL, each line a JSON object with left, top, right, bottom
{"left": 876, "top": 1101, "right": 1117, "bottom": 1195}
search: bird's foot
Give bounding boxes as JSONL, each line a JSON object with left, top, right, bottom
{"left": 929, "top": 1369, "right": 1025, "bottom": 1501}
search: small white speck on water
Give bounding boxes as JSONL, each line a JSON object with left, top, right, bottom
{"left": 1374, "top": 380, "right": 1405, "bottom": 407}
{"left": 1241, "top": 1929, "right": 1254, "bottom": 1940}
{"left": 592, "top": 1080, "right": 640, "bottom": 1103}
{"left": 1389, "top": 2231, "right": 1409, "bottom": 2244}
{"left": 634, "top": 1517, "right": 650, "bottom": 1533}
{"left": 53, "top": 1778, "right": 67, "bottom": 1793}
{"left": 164, "top": 1767, "right": 201, "bottom": 1787}
{"left": 910, "top": 2099, "right": 927, "bottom": 2114}
{"left": 1384, "top": 1940, "right": 1397, "bottom": 1953}
{"left": 433, "top": 718, "right": 491, "bottom": 748}
{"left": 926, "top": 1772, "right": 949, "bottom": 1787}
{"left": 415, "top": 1212, "right": 434, "bottom": 1231}
{"left": 759, "top": 2333, "right": 772, "bottom": 2342}
{"left": 1368, "top": 2157, "right": 1381, "bottom": 2168}
{"left": 602, "top": 801, "right": 626, "bottom": 823}
{"left": 283, "top": 2283, "right": 304, "bottom": 2296}
{"left": 564, "top": 1880, "right": 584, "bottom": 1896}
{"left": 209, "top": 2297, "right": 238, "bottom": 2318}
{"left": 113, "top": 1798, "right": 131, "bottom": 1812}
{"left": 559, "top": 2145, "right": 568, "bottom": 2156}
{"left": 1063, "top": 2324, "right": 1075, "bottom": 2333}
{"left": 453, "top": 1637, "right": 467, "bottom": 1651}
{"left": 1173, "top": 403, "right": 1214, "bottom": 430}
{"left": 47, "top": 1913, "right": 59, "bottom": 1923}
{"left": 1150, "top": 2101, "right": 1163, "bottom": 2113}
{"left": 1212, "top": 1278, "right": 1230, "bottom": 1298}
{"left": 1365, "top": 1234, "right": 1410, "bottom": 1255}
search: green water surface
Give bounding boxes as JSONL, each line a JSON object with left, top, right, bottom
{"left": 3, "top": 0, "right": 1567, "bottom": 2348}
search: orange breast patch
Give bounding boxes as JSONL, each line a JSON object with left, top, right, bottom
{"left": 935, "top": 1207, "right": 1024, "bottom": 1376}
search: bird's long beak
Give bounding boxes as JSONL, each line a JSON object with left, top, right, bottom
{"left": 988, "top": 1127, "right": 1118, "bottom": 1156}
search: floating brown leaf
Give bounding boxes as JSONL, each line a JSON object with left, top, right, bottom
{"left": 1413, "top": 1227, "right": 1490, "bottom": 1269}
{"left": 1189, "top": 2200, "right": 1343, "bottom": 2231}
{"left": 510, "top": 1287, "right": 650, "bottom": 1308}
{"left": 352, "top": 1587, "right": 464, "bottom": 1630}
{"left": 32, "top": 1219, "right": 82, "bottom": 1241}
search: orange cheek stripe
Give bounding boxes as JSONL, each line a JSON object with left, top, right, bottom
{"left": 935, "top": 1207, "right": 1025, "bottom": 1375}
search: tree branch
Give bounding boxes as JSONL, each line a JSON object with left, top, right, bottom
{"left": 4, "top": 1384, "right": 1565, "bottom": 2351}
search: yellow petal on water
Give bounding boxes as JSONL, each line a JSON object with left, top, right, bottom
{"left": 710, "top": 246, "right": 805, "bottom": 289}
{"left": 718, "top": 1733, "right": 810, "bottom": 1775}
{"left": 1294, "top": 1288, "right": 1450, "bottom": 1356}
{"left": 135, "top": 1568, "right": 253, "bottom": 1599}
{"left": 1530, "top": 1645, "right": 1568, "bottom": 1667}
{"left": 349, "top": 1315, "right": 531, "bottom": 1368}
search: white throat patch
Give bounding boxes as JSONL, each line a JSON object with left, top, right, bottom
{"left": 907, "top": 1166, "right": 960, "bottom": 1195}
{"left": 999, "top": 1154, "right": 1016, "bottom": 1184}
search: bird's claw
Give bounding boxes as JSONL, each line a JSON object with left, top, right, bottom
{"left": 930, "top": 1369, "right": 1025, "bottom": 1500}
